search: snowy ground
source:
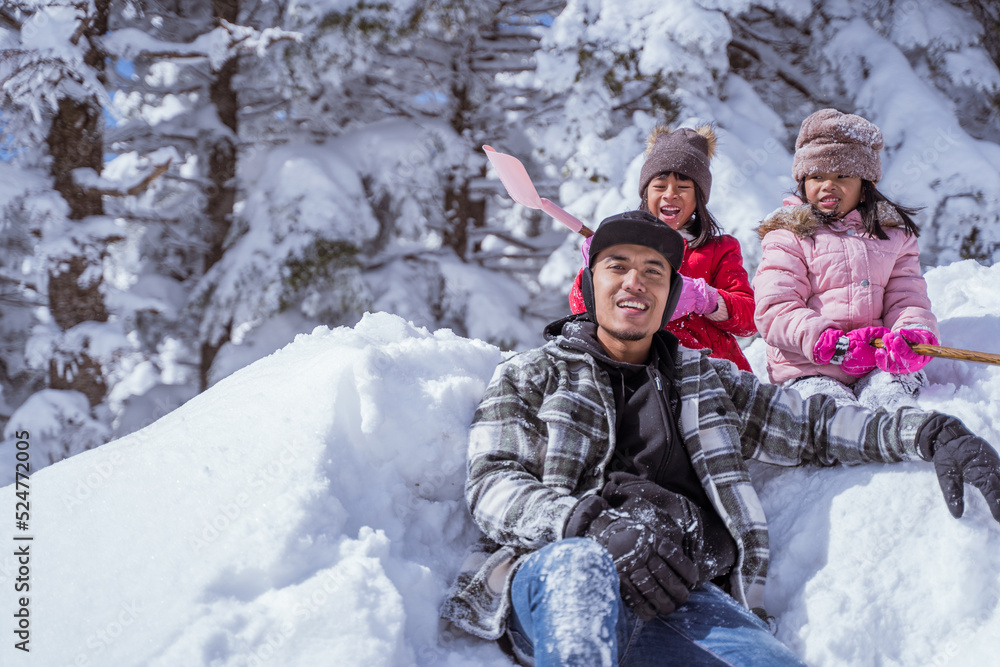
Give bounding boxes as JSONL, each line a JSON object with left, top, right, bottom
{"left": 2, "top": 260, "right": 1000, "bottom": 666}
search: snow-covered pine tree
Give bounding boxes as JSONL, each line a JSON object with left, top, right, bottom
{"left": 726, "top": 0, "right": 1000, "bottom": 267}
{"left": 193, "top": 0, "right": 572, "bottom": 376}
{"left": 529, "top": 0, "right": 1000, "bottom": 280}
{"left": 3, "top": 0, "right": 998, "bottom": 474}
{"left": 0, "top": 1, "right": 125, "bottom": 461}
{"left": 94, "top": 1, "right": 297, "bottom": 435}
{"left": 0, "top": 0, "right": 296, "bottom": 466}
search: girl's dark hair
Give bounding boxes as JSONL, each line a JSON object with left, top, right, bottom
{"left": 797, "top": 179, "right": 922, "bottom": 239}
{"left": 640, "top": 171, "right": 724, "bottom": 249}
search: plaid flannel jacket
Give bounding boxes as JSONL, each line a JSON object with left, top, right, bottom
{"left": 441, "top": 333, "right": 929, "bottom": 639}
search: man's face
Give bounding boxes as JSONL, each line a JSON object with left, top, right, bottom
{"left": 591, "top": 243, "right": 672, "bottom": 355}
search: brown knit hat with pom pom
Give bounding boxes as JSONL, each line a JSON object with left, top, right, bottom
{"left": 638, "top": 125, "right": 717, "bottom": 203}
{"left": 792, "top": 108, "right": 883, "bottom": 183}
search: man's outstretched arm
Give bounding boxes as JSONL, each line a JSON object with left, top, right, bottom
{"left": 709, "top": 355, "right": 1000, "bottom": 522}
{"left": 915, "top": 414, "right": 1000, "bottom": 522}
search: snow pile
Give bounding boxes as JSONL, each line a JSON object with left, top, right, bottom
{"left": 3, "top": 262, "right": 1000, "bottom": 666}
{"left": 0, "top": 313, "right": 509, "bottom": 666}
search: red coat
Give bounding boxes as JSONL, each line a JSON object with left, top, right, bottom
{"left": 569, "top": 234, "right": 757, "bottom": 371}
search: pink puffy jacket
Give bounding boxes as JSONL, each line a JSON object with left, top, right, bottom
{"left": 753, "top": 202, "right": 939, "bottom": 384}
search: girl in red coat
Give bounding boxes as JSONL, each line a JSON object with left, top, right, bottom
{"left": 569, "top": 125, "right": 757, "bottom": 371}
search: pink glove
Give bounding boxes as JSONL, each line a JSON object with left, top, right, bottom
{"left": 876, "top": 328, "right": 938, "bottom": 374}
{"left": 669, "top": 275, "right": 720, "bottom": 321}
{"left": 690, "top": 278, "right": 720, "bottom": 316}
{"left": 813, "top": 328, "right": 844, "bottom": 365}
{"left": 814, "top": 326, "right": 889, "bottom": 377}
{"left": 581, "top": 235, "right": 593, "bottom": 268}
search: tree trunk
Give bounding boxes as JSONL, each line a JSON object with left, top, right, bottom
{"left": 199, "top": 0, "right": 241, "bottom": 390}
{"left": 443, "top": 173, "right": 486, "bottom": 260}
{"left": 443, "top": 68, "right": 486, "bottom": 260}
{"left": 207, "top": 0, "right": 239, "bottom": 270}
{"left": 45, "top": 0, "right": 111, "bottom": 406}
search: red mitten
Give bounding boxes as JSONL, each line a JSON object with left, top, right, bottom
{"left": 876, "top": 328, "right": 938, "bottom": 374}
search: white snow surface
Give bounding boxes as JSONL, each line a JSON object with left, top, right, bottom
{"left": 4, "top": 261, "right": 1000, "bottom": 666}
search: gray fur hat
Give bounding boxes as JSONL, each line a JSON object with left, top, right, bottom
{"left": 792, "top": 108, "right": 883, "bottom": 183}
{"left": 638, "top": 125, "right": 717, "bottom": 203}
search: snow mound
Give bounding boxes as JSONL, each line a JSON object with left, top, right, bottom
{"left": 1, "top": 313, "right": 510, "bottom": 666}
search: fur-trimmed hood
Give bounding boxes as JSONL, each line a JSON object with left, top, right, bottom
{"left": 756, "top": 201, "right": 903, "bottom": 240}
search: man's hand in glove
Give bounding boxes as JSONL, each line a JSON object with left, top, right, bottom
{"left": 916, "top": 413, "right": 1000, "bottom": 522}
{"left": 599, "top": 473, "right": 705, "bottom": 566}
{"left": 565, "top": 497, "right": 700, "bottom": 620}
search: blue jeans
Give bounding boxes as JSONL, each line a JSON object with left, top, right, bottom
{"left": 508, "top": 538, "right": 807, "bottom": 667}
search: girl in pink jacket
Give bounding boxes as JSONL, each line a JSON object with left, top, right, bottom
{"left": 753, "top": 109, "right": 939, "bottom": 411}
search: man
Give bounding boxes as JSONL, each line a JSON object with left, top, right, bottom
{"left": 441, "top": 211, "right": 1000, "bottom": 666}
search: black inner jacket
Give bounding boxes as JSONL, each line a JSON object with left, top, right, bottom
{"left": 546, "top": 314, "right": 737, "bottom": 580}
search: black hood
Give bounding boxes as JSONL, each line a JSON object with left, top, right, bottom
{"left": 544, "top": 313, "right": 680, "bottom": 371}
{"left": 543, "top": 312, "right": 590, "bottom": 342}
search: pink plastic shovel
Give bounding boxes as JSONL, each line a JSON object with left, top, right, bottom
{"left": 483, "top": 145, "right": 593, "bottom": 237}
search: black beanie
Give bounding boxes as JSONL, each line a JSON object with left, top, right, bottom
{"left": 581, "top": 211, "right": 686, "bottom": 327}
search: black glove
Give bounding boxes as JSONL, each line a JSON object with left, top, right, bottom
{"left": 564, "top": 475, "right": 703, "bottom": 621}
{"left": 916, "top": 414, "right": 1000, "bottom": 522}
{"left": 582, "top": 507, "right": 700, "bottom": 621}
{"left": 600, "top": 473, "right": 705, "bottom": 565}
